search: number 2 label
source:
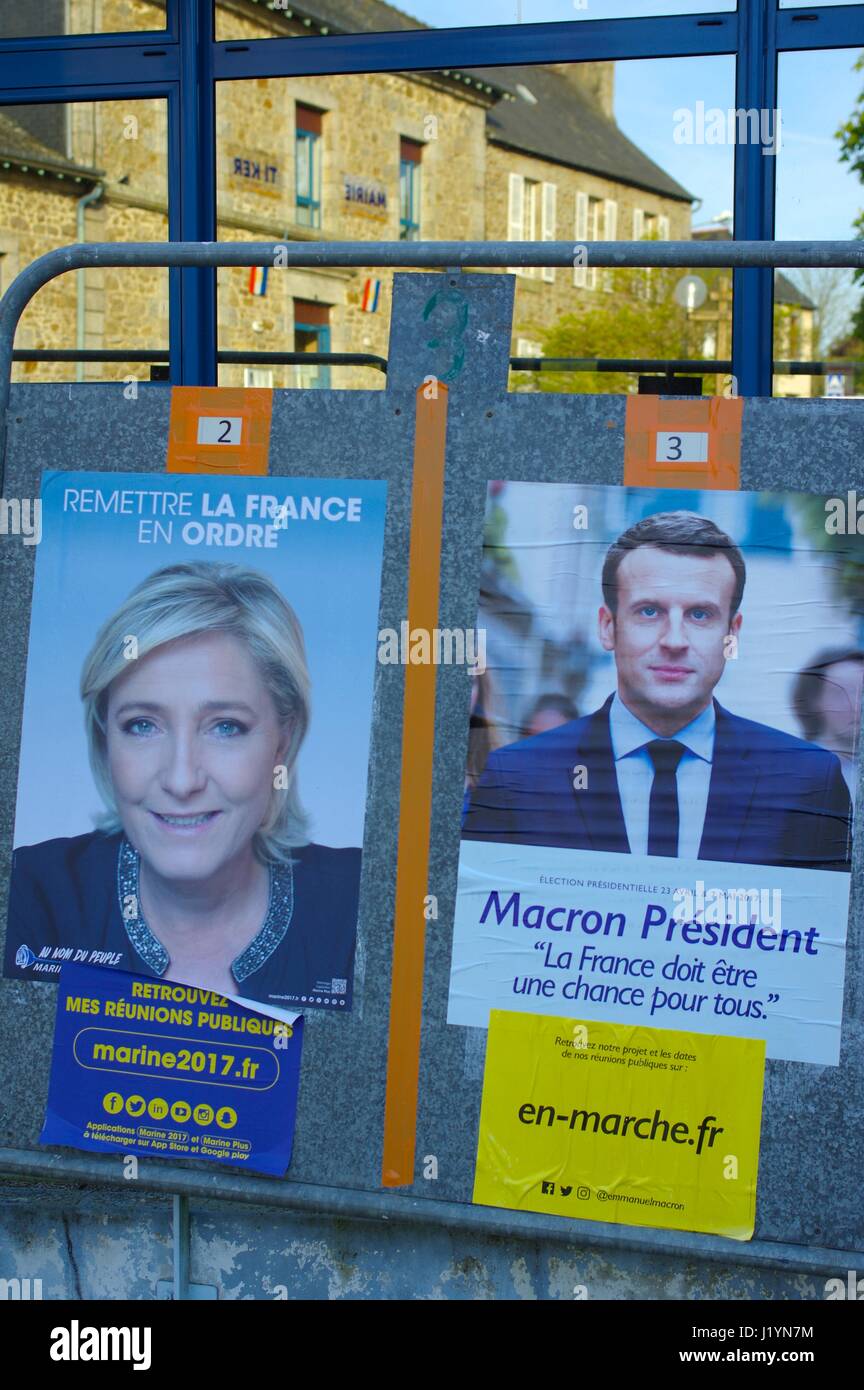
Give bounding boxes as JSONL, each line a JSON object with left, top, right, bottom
{"left": 197, "top": 416, "right": 243, "bottom": 446}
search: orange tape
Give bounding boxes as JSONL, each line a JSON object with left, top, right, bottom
{"left": 624, "top": 396, "right": 743, "bottom": 490}
{"left": 381, "top": 381, "right": 449, "bottom": 1189}
{"left": 166, "top": 386, "right": 273, "bottom": 475}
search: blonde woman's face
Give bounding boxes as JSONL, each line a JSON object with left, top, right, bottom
{"left": 105, "top": 631, "right": 290, "bottom": 884}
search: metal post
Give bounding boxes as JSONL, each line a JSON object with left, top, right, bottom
{"left": 175, "top": 0, "right": 217, "bottom": 386}
{"left": 732, "top": 0, "right": 778, "bottom": 399}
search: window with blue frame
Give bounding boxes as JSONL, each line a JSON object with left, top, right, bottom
{"left": 296, "top": 104, "right": 323, "bottom": 229}
{"left": 294, "top": 299, "right": 331, "bottom": 390}
{"left": 400, "top": 137, "right": 422, "bottom": 242}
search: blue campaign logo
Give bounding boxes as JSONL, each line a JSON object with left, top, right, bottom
{"left": 41, "top": 962, "right": 303, "bottom": 1176}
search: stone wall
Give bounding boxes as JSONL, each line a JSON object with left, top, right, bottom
{"left": 486, "top": 142, "right": 692, "bottom": 356}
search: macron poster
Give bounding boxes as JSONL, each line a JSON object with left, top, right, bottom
{"left": 453, "top": 482, "right": 863, "bottom": 1065}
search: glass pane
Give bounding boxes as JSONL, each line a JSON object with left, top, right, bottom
{"left": 216, "top": 0, "right": 734, "bottom": 42}
{"left": 779, "top": 1, "right": 856, "bottom": 7}
{"left": 510, "top": 54, "right": 735, "bottom": 395}
{"left": 1, "top": 98, "right": 169, "bottom": 383}
{"left": 215, "top": 57, "right": 734, "bottom": 393}
{"left": 296, "top": 136, "right": 311, "bottom": 199}
{"left": 773, "top": 48, "right": 863, "bottom": 397}
{"left": 0, "top": 0, "right": 166, "bottom": 38}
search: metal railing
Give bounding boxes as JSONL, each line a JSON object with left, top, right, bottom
{"left": 11, "top": 348, "right": 389, "bottom": 372}
{"left": 11, "top": 350, "right": 859, "bottom": 379}
{"left": 1, "top": 236, "right": 862, "bottom": 471}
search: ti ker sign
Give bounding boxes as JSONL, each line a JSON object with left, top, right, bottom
{"left": 228, "top": 149, "right": 280, "bottom": 200}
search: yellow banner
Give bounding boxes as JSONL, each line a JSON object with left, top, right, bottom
{"left": 474, "top": 1011, "right": 765, "bottom": 1240}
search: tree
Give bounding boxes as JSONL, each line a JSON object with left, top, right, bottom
{"left": 513, "top": 263, "right": 707, "bottom": 395}
{"left": 783, "top": 267, "right": 855, "bottom": 360}
{"left": 835, "top": 56, "right": 864, "bottom": 332}
{"left": 515, "top": 260, "right": 823, "bottom": 395}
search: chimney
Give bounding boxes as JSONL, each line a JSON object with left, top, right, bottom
{"left": 548, "top": 62, "right": 615, "bottom": 121}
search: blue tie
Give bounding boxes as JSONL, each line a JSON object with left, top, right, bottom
{"left": 646, "top": 739, "right": 686, "bottom": 858}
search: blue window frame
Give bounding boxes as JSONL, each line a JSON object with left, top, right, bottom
{"left": 400, "top": 138, "right": 422, "bottom": 242}
{"left": 296, "top": 105, "right": 323, "bottom": 230}
{"left": 294, "top": 321, "right": 331, "bottom": 390}
{"left": 295, "top": 130, "right": 321, "bottom": 229}
{"left": 0, "top": 0, "right": 862, "bottom": 394}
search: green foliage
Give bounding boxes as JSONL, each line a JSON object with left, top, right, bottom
{"left": 836, "top": 53, "right": 864, "bottom": 280}
{"left": 512, "top": 260, "right": 815, "bottom": 394}
{"left": 513, "top": 264, "right": 705, "bottom": 395}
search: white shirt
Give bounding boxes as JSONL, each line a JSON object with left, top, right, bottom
{"left": 608, "top": 694, "right": 715, "bottom": 858}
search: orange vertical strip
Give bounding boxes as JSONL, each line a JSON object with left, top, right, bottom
{"left": 381, "top": 382, "right": 449, "bottom": 1189}
{"left": 624, "top": 395, "right": 743, "bottom": 490}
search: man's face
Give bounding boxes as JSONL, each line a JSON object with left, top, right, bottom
{"left": 598, "top": 545, "right": 742, "bottom": 732}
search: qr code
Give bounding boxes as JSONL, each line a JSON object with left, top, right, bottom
{"left": 331, "top": 978, "right": 347, "bottom": 995}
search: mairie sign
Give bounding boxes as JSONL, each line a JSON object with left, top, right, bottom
{"left": 344, "top": 175, "right": 388, "bottom": 217}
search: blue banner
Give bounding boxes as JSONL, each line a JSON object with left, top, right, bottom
{"left": 41, "top": 963, "right": 303, "bottom": 1176}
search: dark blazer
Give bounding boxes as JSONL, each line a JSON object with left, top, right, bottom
{"left": 4, "top": 830, "right": 361, "bottom": 1009}
{"left": 463, "top": 695, "right": 853, "bottom": 871}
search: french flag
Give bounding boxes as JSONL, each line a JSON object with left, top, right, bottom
{"left": 249, "top": 266, "right": 269, "bottom": 297}
{"left": 361, "top": 277, "right": 380, "bottom": 313}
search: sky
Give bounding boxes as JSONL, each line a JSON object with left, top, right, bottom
{"left": 404, "top": 1, "right": 735, "bottom": 24}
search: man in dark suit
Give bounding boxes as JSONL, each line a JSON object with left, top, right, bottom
{"left": 464, "top": 510, "right": 852, "bottom": 870}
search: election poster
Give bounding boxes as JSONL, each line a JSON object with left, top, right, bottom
{"left": 451, "top": 483, "right": 864, "bottom": 1064}
{"left": 42, "top": 963, "right": 303, "bottom": 1177}
{"left": 5, "top": 470, "right": 387, "bottom": 1014}
{"left": 473, "top": 1010, "right": 764, "bottom": 1240}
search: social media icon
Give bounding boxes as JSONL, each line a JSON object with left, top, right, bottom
{"left": 576, "top": 1185, "right": 590, "bottom": 1200}
{"left": 541, "top": 1180, "right": 556, "bottom": 1195}
{"left": 560, "top": 1185, "right": 573, "bottom": 1197}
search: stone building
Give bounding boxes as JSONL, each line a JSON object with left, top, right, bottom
{"left": 1, "top": 0, "right": 694, "bottom": 389}
{"left": 692, "top": 219, "right": 816, "bottom": 397}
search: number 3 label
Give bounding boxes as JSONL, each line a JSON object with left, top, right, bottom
{"left": 197, "top": 416, "right": 243, "bottom": 445}
{"left": 655, "top": 430, "right": 708, "bottom": 464}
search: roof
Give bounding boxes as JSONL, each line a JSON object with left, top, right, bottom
{"left": 269, "top": 0, "right": 424, "bottom": 32}
{"left": 0, "top": 111, "right": 101, "bottom": 183}
{"left": 228, "top": 0, "right": 512, "bottom": 99}
{"left": 480, "top": 65, "right": 693, "bottom": 202}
